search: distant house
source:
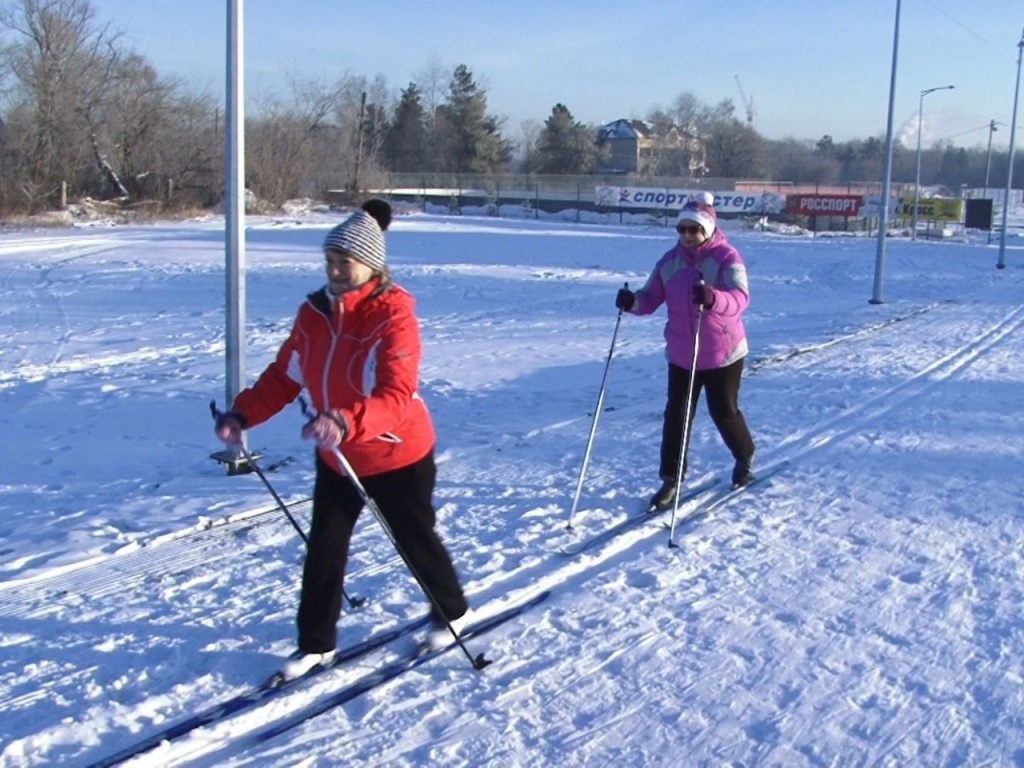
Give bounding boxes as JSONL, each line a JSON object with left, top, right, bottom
{"left": 596, "top": 119, "right": 707, "bottom": 177}
{"left": 595, "top": 119, "right": 652, "bottom": 174}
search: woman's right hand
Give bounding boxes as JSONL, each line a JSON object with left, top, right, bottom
{"left": 615, "top": 288, "right": 635, "bottom": 311}
{"left": 214, "top": 412, "right": 244, "bottom": 446}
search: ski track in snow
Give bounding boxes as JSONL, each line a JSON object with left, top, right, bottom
{"left": 1, "top": 220, "right": 1023, "bottom": 765}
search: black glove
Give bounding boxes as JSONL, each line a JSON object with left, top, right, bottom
{"left": 692, "top": 283, "right": 716, "bottom": 309}
{"left": 615, "top": 288, "right": 635, "bottom": 311}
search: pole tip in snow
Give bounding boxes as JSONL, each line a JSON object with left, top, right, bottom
{"left": 473, "top": 653, "right": 493, "bottom": 670}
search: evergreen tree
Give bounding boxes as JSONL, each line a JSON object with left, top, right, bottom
{"left": 535, "top": 103, "right": 597, "bottom": 174}
{"left": 383, "top": 83, "right": 428, "bottom": 173}
{"left": 436, "top": 64, "right": 511, "bottom": 174}
{"left": 815, "top": 135, "right": 836, "bottom": 158}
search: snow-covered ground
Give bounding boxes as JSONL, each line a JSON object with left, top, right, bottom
{"left": 1, "top": 210, "right": 1022, "bottom": 766}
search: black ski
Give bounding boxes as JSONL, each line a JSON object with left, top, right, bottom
{"left": 247, "top": 590, "right": 551, "bottom": 748}
{"left": 558, "top": 478, "right": 721, "bottom": 556}
{"left": 89, "top": 615, "right": 431, "bottom": 768}
{"left": 666, "top": 460, "right": 791, "bottom": 533}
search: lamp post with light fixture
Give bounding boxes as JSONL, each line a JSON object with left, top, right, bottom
{"left": 998, "top": 28, "right": 1024, "bottom": 270}
{"left": 911, "top": 84, "right": 954, "bottom": 241}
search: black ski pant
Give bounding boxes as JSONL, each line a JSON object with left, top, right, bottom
{"left": 658, "top": 357, "right": 755, "bottom": 482}
{"left": 297, "top": 449, "right": 468, "bottom": 654}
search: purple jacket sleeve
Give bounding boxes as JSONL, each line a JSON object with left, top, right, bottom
{"left": 708, "top": 257, "right": 749, "bottom": 318}
{"left": 629, "top": 250, "right": 673, "bottom": 316}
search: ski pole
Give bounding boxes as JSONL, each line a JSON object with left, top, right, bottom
{"left": 667, "top": 285, "right": 705, "bottom": 549}
{"left": 299, "top": 397, "right": 490, "bottom": 670}
{"left": 566, "top": 281, "right": 628, "bottom": 531}
{"left": 209, "top": 400, "right": 367, "bottom": 610}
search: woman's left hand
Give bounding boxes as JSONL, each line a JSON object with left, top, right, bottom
{"left": 301, "top": 412, "right": 347, "bottom": 449}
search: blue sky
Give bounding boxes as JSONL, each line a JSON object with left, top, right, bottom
{"left": 90, "top": 0, "right": 1019, "bottom": 149}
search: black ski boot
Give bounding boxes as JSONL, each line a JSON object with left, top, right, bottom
{"left": 649, "top": 480, "right": 677, "bottom": 512}
{"left": 732, "top": 455, "right": 755, "bottom": 489}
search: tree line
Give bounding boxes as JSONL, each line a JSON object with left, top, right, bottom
{"left": 0, "top": 0, "right": 1017, "bottom": 216}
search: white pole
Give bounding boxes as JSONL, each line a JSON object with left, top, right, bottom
{"left": 912, "top": 92, "right": 924, "bottom": 241}
{"left": 998, "top": 28, "right": 1024, "bottom": 270}
{"left": 871, "top": 0, "right": 901, "bottom": 305}
{"left": 225, "top": 0, "right": 246, "bottom": 441}
{"left": 912, "top": 85, "right": 954, "bottom": 243}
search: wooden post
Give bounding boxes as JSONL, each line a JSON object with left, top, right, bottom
{"left": 351, "top": 92, "right": 366, "bottom": 203}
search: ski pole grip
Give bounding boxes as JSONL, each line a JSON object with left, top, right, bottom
{"left": 209, "top": 400, "right": 220, "bottom": 420}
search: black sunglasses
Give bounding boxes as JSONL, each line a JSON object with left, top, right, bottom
{"left": 676, "top": 224, "right": 702, "bottom": 235}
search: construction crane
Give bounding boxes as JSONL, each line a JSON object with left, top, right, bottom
{"left": 734, "top": 75, "right": 755, "bottom": 126}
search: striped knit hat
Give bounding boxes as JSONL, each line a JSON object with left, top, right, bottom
{"left": 322, "top": 210, "right": 386, "bottom": 271}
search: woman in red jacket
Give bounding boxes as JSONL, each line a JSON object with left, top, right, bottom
{"left": 214, "top": 201, "right": 468, "bottom": 680}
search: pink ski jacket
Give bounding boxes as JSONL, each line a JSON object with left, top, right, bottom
{"left": 628, "top": 228, "right": 750, "bottom": 371}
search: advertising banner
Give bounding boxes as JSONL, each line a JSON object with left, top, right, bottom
{"left": 786, "top": 194, "right": 863, "bottom": 217}
{"left": 898, "top": 198, "right": 964, "bottom": 220}
{"left": 595, "top": 186, "right": 786, "bottom": 215}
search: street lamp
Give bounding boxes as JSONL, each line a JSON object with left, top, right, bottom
{"left": 912, "top": 84, "right": 954, "bottom": 241}
{"left": 998, "top": 27, "right": 1024, "bottom": 270}
{"left": 871, "top": 0, "right": 901, "bottom": 305}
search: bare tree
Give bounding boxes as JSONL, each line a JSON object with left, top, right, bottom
{"left": 698, "top": 99, "right": 765, "bottom": 179}
{"left": 327, "top": 73, "right": 390, "bottom": 197}
{"left": 413, "top": 55, "right": 448, "bottom": 172}
{"left": 245, "top": 73, "right": 344, "bottom": 205}
{"left": 102, "top": 57, "right": 217, "bottom": 203}
{"left": 514, "top": 118, "right": 541, "bottom": 174}
{"left": 154, "top": 86, "right": 219, "bottom": 207}
{"left": 0, "top": 0, "right": 129, "bottom": 208}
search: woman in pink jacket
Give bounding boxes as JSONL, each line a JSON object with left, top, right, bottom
{"left": 615, "top": 196, "right": 756, "bottom": 511}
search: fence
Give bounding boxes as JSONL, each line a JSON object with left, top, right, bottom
{"left": 331, "top": 173, "right": 981, "bottom": 235}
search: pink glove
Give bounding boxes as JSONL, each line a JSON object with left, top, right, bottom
{"left": 214, "top": 412, "right": 244, "bottom": 446}
{"left": 301, "top": 412, "right": 347, "bottom": 449}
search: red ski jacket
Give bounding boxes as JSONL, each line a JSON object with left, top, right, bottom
{"left": 232, "top": 278, "right": 435, "bottom": 478}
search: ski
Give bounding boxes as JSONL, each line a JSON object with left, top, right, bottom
{"left": 246, "top": 590, "right": 551, "bottom": 748}
{"left": 558, "top": 478, "right": 721, "bottom": 557}
{"left": 666, "top": 460, "right": 791, "bottom": 532}
{"left": 89, "top": 615, "right": 431, "bottom": 768}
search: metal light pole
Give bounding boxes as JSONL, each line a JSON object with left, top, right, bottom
{"left": 985, "top": 120, "right": 999, "bottom": 189}
{"left": 214, "top": 0, "right": 250, "bottom": 472}
{"left": 998, "top": 27, "right": 1024, "bottom": 270}
{"left": 911, "top": 84, "right": 954, "bottom": 241}
{"left": 225, "top": 0, "right": 245, "bottom": 414}
{"left": 871, "top": 0, "right": 901, "bottom": 305}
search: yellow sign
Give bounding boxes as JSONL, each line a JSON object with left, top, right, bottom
{"left": 899, "top": 198, "right": 963, "bottom": 220}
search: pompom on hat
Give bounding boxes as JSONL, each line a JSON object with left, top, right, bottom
{"left": 677, "top": 194, "right": 717, "bottom": 237}
{"left": 322, "top": 203, "right": 389, "bottom": 272}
